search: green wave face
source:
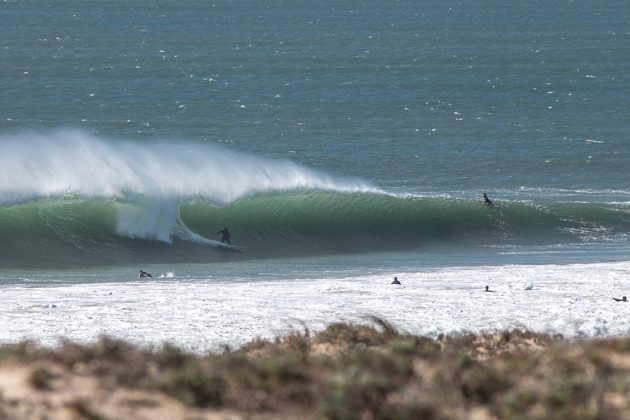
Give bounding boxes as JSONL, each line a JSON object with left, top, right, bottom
{"left": 1, "top": 192, "right": 629, "bottom": 268}
{"left": 181, "top": 192, "right": 630, "bottom": 252}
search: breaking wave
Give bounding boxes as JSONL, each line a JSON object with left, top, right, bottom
{"left": 0, "top": 130, "right": 629, "bottom": 267}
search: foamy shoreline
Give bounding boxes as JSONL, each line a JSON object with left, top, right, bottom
{"left": 1, "top": 261, "right": 629, "bottom": 352}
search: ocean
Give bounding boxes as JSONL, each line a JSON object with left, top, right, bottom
{"left": 1, "top": 0, "right": 630, "bottom": 351}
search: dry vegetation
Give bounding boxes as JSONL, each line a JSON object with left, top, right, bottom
{"left": 0, "top": 318, "right": 629, "bottom": 419}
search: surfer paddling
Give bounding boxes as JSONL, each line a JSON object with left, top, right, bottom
{"left": 483, "top": 193, "right": 494, "bottom": 207}
{"left": 217, "top": 227, "right": 231, "bottom": 245}
{"left": 613, "top": 296, "right": 627, "bottom": 302}
{"left": 138, "top": 270, "right": 152, "bottom": 278}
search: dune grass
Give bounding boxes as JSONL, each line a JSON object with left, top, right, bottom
{"left": 1, "top": 319, "right": 629, "bottom": 419}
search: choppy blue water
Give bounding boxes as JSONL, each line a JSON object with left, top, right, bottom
{"left": 1, "top": 0, "right": 630, "bottom": 280}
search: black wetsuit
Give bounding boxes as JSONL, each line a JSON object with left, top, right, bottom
{"left": 217, "top": 228, "right": 231, "bottom": 245}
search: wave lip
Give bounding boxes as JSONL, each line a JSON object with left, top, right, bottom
{"left": 0, "top": 129, "right": 379, "bottom": 206}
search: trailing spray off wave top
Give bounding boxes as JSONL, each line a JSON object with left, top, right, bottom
{"left": 0, "top": 130, "right": 629, "bottom": 267}
{"left": 0, "top": 130, "right": 378, "bottom": 207}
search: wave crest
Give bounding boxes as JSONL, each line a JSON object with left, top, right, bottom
{"left": 0, "top": 129, "right": 378, "bottom": 205}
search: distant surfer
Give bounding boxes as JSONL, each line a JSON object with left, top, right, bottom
{"left": 483, "top": 193, "right": 494, "bottom": 207}
{"left": 138, "top": 270, "right": 152, "bottom": 279}
{"left": 391, "top": 277, "right": 401, "bottom": 285}
{"left": 613, "top": 296, "right": 627, "bottom": 302}
{"left": 217, "top": 227, "right": 231, "bottom": 245}
{"left": 485, "top": 285, "right": 494, "bottom": 292}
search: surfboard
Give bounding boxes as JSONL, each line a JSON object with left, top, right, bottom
{"left": 216, "top": 242, "right": 244, "bottom": 252}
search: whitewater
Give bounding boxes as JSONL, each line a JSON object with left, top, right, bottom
{"left": 2, "top": 261, "right": 630, "bottom": 353}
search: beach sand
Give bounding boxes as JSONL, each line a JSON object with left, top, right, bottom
{"left": 0, "top": 319, "right": 628, "bottom": 419}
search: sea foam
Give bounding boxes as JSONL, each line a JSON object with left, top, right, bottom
{"left": 1, "top": 261, "right": 629, "bottom": 352}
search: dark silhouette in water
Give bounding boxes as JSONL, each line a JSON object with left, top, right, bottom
{"left": 483, "top": 193, "right": 494, "bottom": 207}
{"left": 613, "top": 296, "right": 627, "bottom": 302}
{"left": 217, "top": 227, "right": 231, "bottom": 245}
{"left": 391, "top": 277, "right": 401, "bottom": 285}
{"left": 485, "top": 285, "right": 494, "bottom": 292}
{"left": 138, "top": 270, "right": 152, "bottom": 278}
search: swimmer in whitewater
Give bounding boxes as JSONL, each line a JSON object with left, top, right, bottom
{"left": 217, "top": 227, "right": 231, "bottom": 245}
{"left": 138, "top": 270, "right": 152, "bottom": 278}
